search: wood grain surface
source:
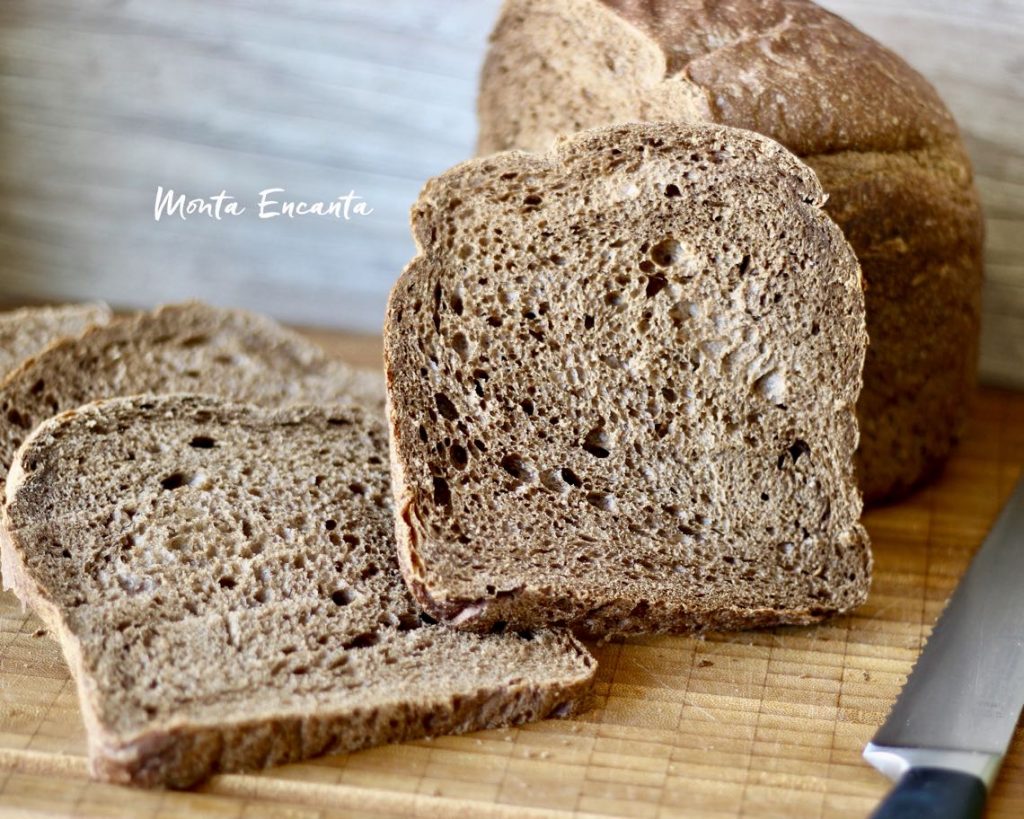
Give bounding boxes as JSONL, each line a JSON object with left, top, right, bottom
{"left": 0, "top": 1, "right": 1021, "bottom": 385}
{"left": 0, "top": 331, "right": 1022, "bottom": 819}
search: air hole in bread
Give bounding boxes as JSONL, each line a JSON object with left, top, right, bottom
{"left": 434, "top": 393, "right": 459, "bottom": 421}
{"left": 344, "top": 631, "right": 381, "bottom": 650}
{"left": 432, "top": 477, "right": 451, "bottom": 506}
{"left": 650, "top": 238, "right": 685, "bottom": 268}
{"left": 645, "top": 275, "right": 667, "bottom": 298}
{"left": 560, "top": 468, "right": 582, "bottom": 488}
{"left": 179, "top": 334, "right": 210, "bottom": 348}
{"left": 418, "top": 612, "right": 438, "bottom": 626}
{"left": 451, "top": 332, "right": 470, "bottom": 361}
{"left": 331, "top": 588, "right": 355, "bottom": 606}
{"left": 450, "top": 444, "right": 468, "bottom": 470}
{"left": 582, "top": 428, "right": 611, "bottom": 458}
{"left": 160, "top": 472, "right": 188, "bottom": 491}
{"left": 189, "top": 436, "right": 216, "bottom": 449}
{"left": 586, "top": 492, "right": 616, "bottom": 512}
{"left": 665, "top": 184, "right": 681, "bottom": 198}
{"left": 500, "top": 454, "right": 536, "bottom": 484}
{"left": 490, "top": 620, "right": 507, "bottom": 634}
{"left": 218, "top": 576, "right": 236, "bottom": 589}
{"left": 738, "top": 255, "right": 752, "bottom": 275}
{"left": 788, "top": 439, "right": 811, "bottom": 463}
{"left": 324, "top": 519, "right": 337, "bottom": 531}
{"left": 583, "top": 314, "right": 595, "bottom": 329}
{"left": 7, "top": 408, "right": 29, "bottom": 429}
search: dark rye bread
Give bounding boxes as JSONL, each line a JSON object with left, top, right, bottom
{"left": 477, "top": 0, "right": 985, "bottom": 504}
{"left": 0, "top": 303, "right": 111, "bottom": 376}
{"left": 0, "top": 395, "right": 594, "bottom": 787}
{"left": 0, "top": 302, "right": 384, "bottom": 490}
{"left": 385, "top": 122, "right": 871, "bottom": 637}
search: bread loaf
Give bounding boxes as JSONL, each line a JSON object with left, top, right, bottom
{"left": 385, "top": 122, "right": 871, "bottom": 637}
{"left": 477, "top": 0, "right": 984, "bottom": 504}
{"left": 0, "top": 395, "right": 595, "bottom": 787}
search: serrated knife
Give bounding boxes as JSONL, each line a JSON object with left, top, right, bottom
{"left": 864, "top": 474, "right": 1024, "bottom": 818}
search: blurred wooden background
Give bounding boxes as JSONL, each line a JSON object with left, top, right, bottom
{"left": 0, "top": 0, "right": 1021, "bottom": 384}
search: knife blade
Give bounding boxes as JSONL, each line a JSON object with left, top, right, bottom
{"left": 864, "top": 474, "right": 1024, "bottom": 818}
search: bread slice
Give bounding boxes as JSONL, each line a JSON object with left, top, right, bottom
{"left": 0, "top": 302, "right": 383, "bottom": 490}
{"left": 0, "top": 302, "right": 112, "bottom": 376}
{"left": 385, "top": 122, "right": 871, "bottom": 637}
{"left": 0, "top": 394, "right": 595, "bottom": 787}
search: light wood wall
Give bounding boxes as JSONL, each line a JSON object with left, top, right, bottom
{"left": 0, "top": 1, "right": 1020, "bottom": 384}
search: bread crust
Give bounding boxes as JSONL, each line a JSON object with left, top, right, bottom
{"left": 477, "top": 0, "right": 984, "bottom": 504}
{"left": 1, "top": 396, "right": 595, "bottom": 788}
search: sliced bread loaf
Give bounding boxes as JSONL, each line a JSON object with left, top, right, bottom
{"left": 385, "top": 122, "right": 871, "bottom": 637}
{"left": 477, "top": 0, "right": 984, "bottom": 504}
{"left": 0, "top": 302, "right": 383, "bottom": 489}
{"left": 0, "top": 395, "right": 594, "bottom": 787}
{"left": 0, "top": 302, "right": 111, "bottom": 376}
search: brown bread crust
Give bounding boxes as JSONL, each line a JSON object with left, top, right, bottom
{"left": 477, "top": 0, "right": 984, "bottom": 503}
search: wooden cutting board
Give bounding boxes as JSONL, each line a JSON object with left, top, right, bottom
{"left": 1, "top": 332, "right": 1022, "bottom": 819}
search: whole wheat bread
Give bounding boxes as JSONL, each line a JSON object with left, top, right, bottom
{"left": 0, "top": 303, "right": 111, "bottom": 376}
{"left": 0, "top": 302, "right": 384, "bottom": 489}
{"left": 0, "top": 395, "right": 594, "bottom": 787}
{"left": 476, "top": 0, "right": 984, "bottom": 504}
{"left": 385, "top": 122, "right": 871, "bottom": 637}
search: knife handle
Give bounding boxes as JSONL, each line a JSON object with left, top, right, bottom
{"left": 871, "top": 768, "right": 986, "bottom": 819}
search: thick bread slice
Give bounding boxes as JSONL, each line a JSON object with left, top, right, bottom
{"left": 385, "top": 122, "right": 871, "bottom": 637}
{"left": 0, "top": 395, "right": 594, "bottom": 788}
{"left": 0, "top": 303, "right": 112, "bottom": 376}
{"left": 0, "top": 302, "right": 384, "bottom": 488}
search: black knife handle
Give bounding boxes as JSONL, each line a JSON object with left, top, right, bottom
{"left": 871, "top": 768, "right": 987, "bottom": 819}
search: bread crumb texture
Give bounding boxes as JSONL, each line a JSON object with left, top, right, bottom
{"left": 0, "top": 395, "right": 594, "bottom": 787}
{"left": 386, "top": 122, "right": 871, "bottom": 637}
